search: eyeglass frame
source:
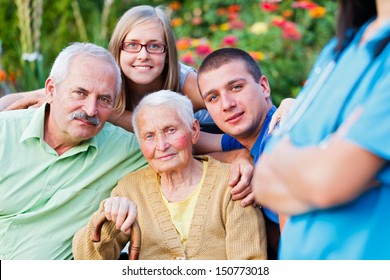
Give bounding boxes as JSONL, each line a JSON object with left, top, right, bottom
{"left": 120, "top": 42, "right": 167, "bottom": 54}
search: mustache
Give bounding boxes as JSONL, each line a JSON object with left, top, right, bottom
{"left": 68, "top": 111, "right": 101, "bottom": 127}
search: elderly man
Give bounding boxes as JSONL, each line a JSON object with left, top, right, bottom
{"left": 0, "top": 43, "right": 146, "bottom": 259}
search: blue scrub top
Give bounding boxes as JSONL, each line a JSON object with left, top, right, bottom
{"left": 269, "top": 19, "right": 390, "bottom": 259}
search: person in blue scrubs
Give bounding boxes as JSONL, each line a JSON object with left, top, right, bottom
{"left": 253, "top": 0, "right": 390, "bottom": 259}
{"left": 197, "top": 48, "right": 282, "bottom": 259}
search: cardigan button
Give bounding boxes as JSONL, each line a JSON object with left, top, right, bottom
{"left": 175, "top": 257, "right": 186, "bottom": 260}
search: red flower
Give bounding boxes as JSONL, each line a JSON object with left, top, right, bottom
{"left": 272, "top": 17, "right": 286, "bottom": 28}
{"left": 228, "top": 12, "right": 239, "bottom": 22}
{"left": 261, "top": 2, "right": 279, "bottom": 12}
{"left": 228, "top": 4, "right": 240, "bottom": 14}
{"left": 282, "top": 21, "right": 302, "bottom": 40}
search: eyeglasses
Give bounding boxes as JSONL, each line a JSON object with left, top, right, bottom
{"left": 121, "top": 42, "right": 167, "bottom": 54}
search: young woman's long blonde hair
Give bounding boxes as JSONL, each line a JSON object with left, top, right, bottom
{"left": 109, "top": 5, "right": 180, "bottom": 113}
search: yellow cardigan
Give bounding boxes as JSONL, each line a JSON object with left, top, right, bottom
{"left": 73, "top": 156, "right": 267, "bottom": 260}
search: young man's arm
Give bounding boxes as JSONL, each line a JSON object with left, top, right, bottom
{"left": 194, "top": 132, "right": 255, "bottom": 207}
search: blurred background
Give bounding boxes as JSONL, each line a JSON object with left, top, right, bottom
{"left": 0, "top": 0, "right": 336, "bottom": 105}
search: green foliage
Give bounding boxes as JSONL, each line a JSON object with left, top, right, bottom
{"left": 0, "top": 0, "right": 337, "bottom": 104}
{"left": 171, "top": 0, "right": 337, "bottom": 104}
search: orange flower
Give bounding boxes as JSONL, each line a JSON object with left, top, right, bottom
{"left": 249, "top": 51, "right": 264, "bottom": 61}
{"left": 176, "top": 38, "right": 191, "bottom": 51}
{"left": 0, "top": 70, "right": 6, "bottom": 83}
{"left": 309, "top": 6, "right": 326, "bottom": 18}
{"left": 171, "top": 17, "right": 183, "bottom": 27}
{"left": 9, "top": 71, "right": 16, "bottom": 83}
{"left": 282, "top": 9, "right": 293, "bottom": 18}
{"left": 210, "top": 24, "right": 218, "bottom": 32}
{"left": 216, "top": 8, "right": 227, "bottom": 16}
{"left": 168, "top": 1, "right": 181, "bottom": 11}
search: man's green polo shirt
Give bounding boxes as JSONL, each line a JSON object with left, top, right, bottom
{"left": 0, "top": 105, "right": 146, "bottom": 259}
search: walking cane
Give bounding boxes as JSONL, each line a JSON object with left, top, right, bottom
{"left": 91, "top": 212, "right": 141, "bottom": 260}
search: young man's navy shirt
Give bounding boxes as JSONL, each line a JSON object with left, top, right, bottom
{"left": 221, "top": 106, "right": 279, "bottom": 224}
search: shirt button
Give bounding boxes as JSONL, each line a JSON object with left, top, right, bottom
{"left": 11, "top": 224, "right": 18, "bottom": 230}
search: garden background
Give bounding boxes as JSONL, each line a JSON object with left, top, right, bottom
{"left": 0, "top": 0, "right": 337, "bottom": 105}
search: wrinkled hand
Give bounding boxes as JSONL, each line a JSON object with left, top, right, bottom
{"left": 228, "top": 149, "right": 256, "bottom": 207}
{"left": 103, "top": 197, "right": 137, "bottom": 235}
{"left": 268, "top": 97, "right": 295, "bottom": 134}
{"left": 6, "top": 90, "right": 47, "bottom": 110}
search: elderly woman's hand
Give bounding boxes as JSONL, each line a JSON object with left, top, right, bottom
{"left": 229, "top": 149, "right": 256, "bottom": 207}
{"left": 103, "top": 196, "right": 137, "bottom": 235}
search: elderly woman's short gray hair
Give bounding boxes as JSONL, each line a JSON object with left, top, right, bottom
{"left": 132, "top": 90, "right": 195, "bottom": 141}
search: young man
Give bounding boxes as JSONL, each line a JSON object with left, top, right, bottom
{"left": 197, "top": 48, "right": 280, "bottom": 259}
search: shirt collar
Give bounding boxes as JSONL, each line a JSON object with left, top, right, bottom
{"left": 250, "top": 105, "right": 276, "bottom": 162}
{"left": 20, "top": 104, "right": 47, "bottom": 143}
{"left": 20, "top": 104, "right": 98, "bottom": 157}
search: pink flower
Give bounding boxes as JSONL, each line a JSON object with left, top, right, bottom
{"left": 292, "top": 1, "right": 318, "bottom": 10}
{"left": 221, "top": 35, "right": 238, "bottom": 47}
{"left": 192, "top": 16, "right": 203, "bottom": 25}
{"left": 229, "top": 20, "right": 245, "bottom": 30}
{"left": 181, "top": 52, "right": 196, "bottom": 65}
{"left": 196, "top": 44, "right": 212, "bottom": 57}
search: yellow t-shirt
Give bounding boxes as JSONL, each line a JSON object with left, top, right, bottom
{"left": 161, "top": 160, "right": 207, "bottom": 250}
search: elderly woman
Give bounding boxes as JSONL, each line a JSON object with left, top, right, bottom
{"left": 73, "top": 90, "right": 267, "bottom": 260}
